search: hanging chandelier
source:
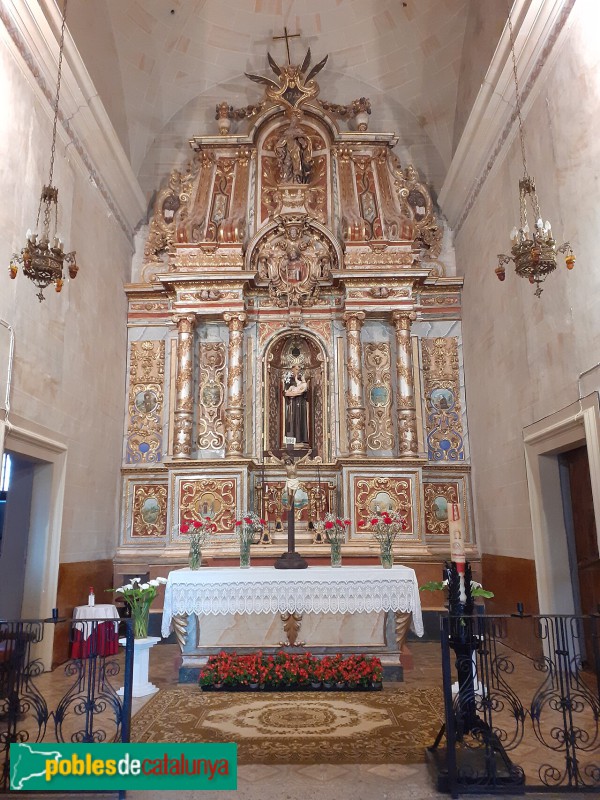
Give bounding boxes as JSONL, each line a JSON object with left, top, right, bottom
{"left": 9, "top": 0, "right": 79, "bottom": 302}
{"left": 495, "top": 7, "right": 574, "bottom": 298}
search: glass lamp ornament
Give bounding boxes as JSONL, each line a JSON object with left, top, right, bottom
{"left": 495, "top": 8, "right": 574, "bottom": 298}
{"left": 8, "top": 0, "right": 79, "bottom": 301}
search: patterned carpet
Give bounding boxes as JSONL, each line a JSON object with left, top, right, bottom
{"left": 131, "top": 686, "right": 444, "bottom": 764}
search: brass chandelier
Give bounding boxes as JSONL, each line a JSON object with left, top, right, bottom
{"left": 495, "top": 7, "right": 574, "bottom": 298}
{"left": 9, "top": 0, "right": 79, "bottom": 301}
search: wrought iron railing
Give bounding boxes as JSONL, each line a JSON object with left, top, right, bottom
{"left": 0, "top": 616, "right": 134, "bottom": 796}
{"left": 430, "top": 612, "right": 600, "bottom": 796}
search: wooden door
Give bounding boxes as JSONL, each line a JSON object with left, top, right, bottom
{"left": 561, "top": 445, "right": 600, "bottom": 668}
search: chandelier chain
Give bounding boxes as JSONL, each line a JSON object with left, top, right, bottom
{"left": 507, "top": 7, "right": 529, "bottom": 180}
{"left": 49, "top": 0, "right": 68, "bottom": 189}
{"left": 35, "top": 0, "right": 68, "bottom": 236}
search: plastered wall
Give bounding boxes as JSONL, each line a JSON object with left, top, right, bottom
{"left": 455, "top": 0, "right": 600, "bottom": 561}
{"left": 0, "top": 37, "right": 132, "bottom": 563}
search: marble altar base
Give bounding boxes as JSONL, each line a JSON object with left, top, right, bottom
{"left": 177, "top": 610, "right": 410, "bottom": 683}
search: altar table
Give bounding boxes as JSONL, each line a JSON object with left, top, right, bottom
{"left": 162, "top": 566, "right": 423, "bottom": 680}
{"left": 162, "top": 565, "right": 423, "bottom": 636}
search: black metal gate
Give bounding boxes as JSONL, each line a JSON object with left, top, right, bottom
{"left": 0, "top": 617, "right": 134, "bottom": 796}
{"left": 429, "top": 612, "right": 600, "bottom": 796}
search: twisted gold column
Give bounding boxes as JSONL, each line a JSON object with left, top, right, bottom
{"left": 224, "top": 312, "right": 247, "bottom": 457}
{"left": 392, "top": 311, "right": 418, "bottom": 457}
{"left": 172, "top": 314, "right": 196, "bottom": 459}
{"left": 343, "top": 311, "right": 367, "bottom": 456}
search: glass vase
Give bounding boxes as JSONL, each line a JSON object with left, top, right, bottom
{"left": 189, "top": 543, "right": 202, "bottom": 570}
{"left": 132, "top": 601, "right": 151, "bottom": 639}
{"left": 330, "top": 539, "right": 342, "bottom": 567}
{"left": 379, "top": 540, "right": 394, "bottom": 569}
{"left": 240, "top": 539, "right": 251, "bottom": 569}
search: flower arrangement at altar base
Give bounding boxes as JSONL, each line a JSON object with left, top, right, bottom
{"left": 359, "top": 511, "right": 408, "bottom": 568}
{"left": 323, "top": 513, "right": 351, "bottom": 567}
{"left": 234, "top": 512, "right": 267, "bottom": 568}
{"left": 180, "top": 517, "right": 216, "bottom": 569}
{"left": 198, "top": 651, "right": 383, "bottom": 691}
{"left": 110, "top": 576, "right": 167, "bottom": 639}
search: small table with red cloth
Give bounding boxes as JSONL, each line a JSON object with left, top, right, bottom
{"left": 70, "top": 604, "right": 120, "bottom": 659}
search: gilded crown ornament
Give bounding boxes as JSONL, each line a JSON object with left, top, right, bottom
{"left": 495, "top": 8, "right": 574, "bottom": 297}
{"left": 9, "top": 0, "right": 79, "bottom": 301}
{"left": 245, "top": 48, "right": 328, "bottom": 112}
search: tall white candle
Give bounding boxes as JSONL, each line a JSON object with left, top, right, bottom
{"left": 449, "top": 502, "right": 465, "bottom": 572}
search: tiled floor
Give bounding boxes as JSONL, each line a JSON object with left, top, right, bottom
{"left": 7, "top": 640, "right": 596, "bottom": 799}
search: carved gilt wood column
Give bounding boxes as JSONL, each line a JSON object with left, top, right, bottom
{"left": 343, "top": 311, "right": 367, "bottom": 456}
{"left": 172, "top": 314, "right": 197, "bottom": 459}
{"left": 392, "top": 311, "right": 418, "bottom": 457}
{"left": 224, "top": 312, "right": 247, "bottom": 457}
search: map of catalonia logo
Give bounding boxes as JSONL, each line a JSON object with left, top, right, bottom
{"left": 10, "top": 743, "right": 237, "bottom": 791}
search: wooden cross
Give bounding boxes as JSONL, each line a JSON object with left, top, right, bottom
{"left": 272, "top": 26, "right": 300, "bottom": 65}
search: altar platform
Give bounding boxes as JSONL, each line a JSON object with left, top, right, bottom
{"left": 161, "top": 565, "right": 424, "bottom": 682}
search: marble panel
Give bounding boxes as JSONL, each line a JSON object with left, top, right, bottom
{"left": 196, "top": 611, "right": 386, "bottom": 648}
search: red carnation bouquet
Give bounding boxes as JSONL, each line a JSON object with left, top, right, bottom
{"left": 358, "top": 510, "right": 408, "bottom": 568}
{"left": 180, "top": 516, "right": 216, "bottom": 569}
{"left": 323, "top": 513, "right": 351, "bottom": 545}
{"left": 234, "top": 512, "right": 267, "bottom": 547}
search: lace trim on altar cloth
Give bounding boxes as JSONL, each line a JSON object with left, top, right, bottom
{"left": 161, "top": 578, "right": 424, "bottom": 637}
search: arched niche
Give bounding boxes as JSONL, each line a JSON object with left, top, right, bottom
{"left": 263, "top": 331, "right": 329, "bottom": 462}
{"left": 254, "top": 110, "right": 335, "bottom": 229}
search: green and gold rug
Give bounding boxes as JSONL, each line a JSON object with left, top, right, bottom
{"left": 131, "top": 686, "right": 443, "bottom": 764}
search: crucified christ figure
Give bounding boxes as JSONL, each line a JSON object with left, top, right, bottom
{"left": 269, "top": 449, "right": 311, "bottom": 509}
{"left": 269, "top": 448, "right": 311, "bottom": 569}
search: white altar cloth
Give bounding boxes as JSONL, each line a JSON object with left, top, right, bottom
{"left": 161, "top": 565, "right": 424, "bottom": 638}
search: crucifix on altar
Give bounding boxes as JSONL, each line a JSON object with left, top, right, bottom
{"left": 270, "top": 445, "right": 310, "bottom": 569}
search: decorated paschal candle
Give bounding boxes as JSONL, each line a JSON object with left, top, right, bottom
{"left": 448, "top": 503, "right": 467, "bottom": 602}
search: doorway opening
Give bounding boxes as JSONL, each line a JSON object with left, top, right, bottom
{"left": 524, "top": 394, "right": 600, "bottom": 670}
{"left": 559, "top": 445, "right": 600, "bottom": 665}
{"left": 1, "top": 424, "right": 67, "bottom": 669}
{"left": 0, "top": 450, "right": 39, "bottom": 618}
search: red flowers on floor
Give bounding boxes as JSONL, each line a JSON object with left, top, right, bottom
{"left": 199, "top": 651, "right": 383, "bottom": 690}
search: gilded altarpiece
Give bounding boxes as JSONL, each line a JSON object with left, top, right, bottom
{"left": 118, "top": 47, "right": 477, "bottom": 592}
{"left": 196, "top": 342, "right": 226, "bottom": 451}
{"left": 168, "top": 469, "right": 248, "bottom": 547}
{"left": 131, "top": 484, "right": 168, "bottom": 538}
{"left": 126, "top": 341, "right": 165, "bottom": 464}
{"left": 364, "top": 342, "right": 394, "bottom": 452}
{"left": 423, "top": 481, "right": 460, "bottom": 537}
{"left": 122, "top": 475, "right": 168, "bottom": 546}
{"left": 354, "top": 476, "right": 413, "bottom": 532}
{"left": 421, "top": 337, "right": 465, "bottom": 462}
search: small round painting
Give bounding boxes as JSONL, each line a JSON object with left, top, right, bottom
{"left": 430, "top": 388, "right": 454, "bottom": 411}
{"left": 135, "top": 389, "right": 158, "bottom": 414}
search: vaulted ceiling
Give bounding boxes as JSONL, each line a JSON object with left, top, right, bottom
{"left": 65, "top": 0, "right": 507, "bottom": 210}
